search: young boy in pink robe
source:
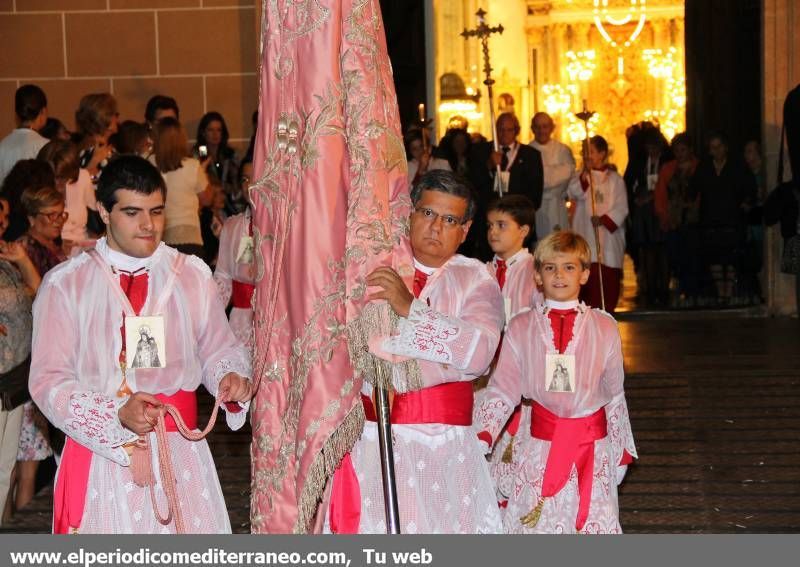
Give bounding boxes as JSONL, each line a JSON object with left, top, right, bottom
{"left": 475, "top": 231, "right": 636, "bottom": 533}
{"left": 327, "top": 170, "right": 505, "bottom": 534}
{"left": 483, "top": 195, "right": 540, "bottom": 510}
{"left": 29, "top": 155, "right": 252, "bottom": 533}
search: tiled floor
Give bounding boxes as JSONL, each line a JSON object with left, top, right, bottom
{"left": 3, "top": 314, "right": 799, "bottom": 533}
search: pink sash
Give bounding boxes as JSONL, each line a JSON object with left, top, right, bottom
{"left": 52, "top": 390, "right": 198, "bottom": 534}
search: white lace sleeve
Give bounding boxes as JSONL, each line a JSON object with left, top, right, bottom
{"left": 205, "top": 359, "right": 252, "bottom": 431}
{"left": 606, "top": 391, "right": 637, "bottom": 465}
{"left": 380, "top": 299, "right": 483, "bottom": 369}
{"left": 214, "top": 273, "right": 233, "bottom": 307}
{"left": 63, "top": 392, "right": 138, "bottom": 466}
{"left": 473, "top": 390, "right": 515, "bottom": 453}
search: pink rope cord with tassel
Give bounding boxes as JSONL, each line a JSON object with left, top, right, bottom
{"left": 130, "top": 396, "right": 226, "bottom": 533}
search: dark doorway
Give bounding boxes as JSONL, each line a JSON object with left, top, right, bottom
{"left": 685, "top": 0, "right": 762, "bottom": 154}
{"left": 379, "top": 0, "right": 427, "bottom": 134}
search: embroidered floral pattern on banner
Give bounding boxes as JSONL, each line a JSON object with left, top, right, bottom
{"left": 250, "top": 0, "right": 415, "bottom": 533}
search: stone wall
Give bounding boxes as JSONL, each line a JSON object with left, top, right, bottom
{"left": 0, "top": 0, "right": 259, "bottom": 152}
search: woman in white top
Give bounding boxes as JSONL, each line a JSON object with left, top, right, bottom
{"left": 151, "top": 118, "right": 213, "bottom": 260}
{"left": 405, "top": 128, "right": 451, "bottom": 186}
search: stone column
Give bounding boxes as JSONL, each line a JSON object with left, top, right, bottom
{"left": 763, "top": 0, "right": 800, "bottom": 315}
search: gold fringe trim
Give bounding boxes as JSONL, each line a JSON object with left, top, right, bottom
{"left": 520, "top": 497, "right": 545, "bottom": 528}
{"left": 346, "top": 301, "right": 421, "bottom": 392}
{"left": 293, "top": 402, "right": 365, "bottom": 533}
{"left": 501, "top": 436, "right": 515, "bottom": 464}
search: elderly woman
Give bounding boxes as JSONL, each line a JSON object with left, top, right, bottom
{"left": 73, "top": 93, "right": 119, "bottom": 182}
{"left": 0, "top": 197, "right": 41, "bottom": 524}
{"left": 10, "top": 185, "right": 67, "bottom": 512}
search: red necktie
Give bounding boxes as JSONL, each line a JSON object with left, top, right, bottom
{"left": 495, "top": 259, "right": 507, "bottom": 290}
{"left": 413, "top": 269, "right": 429, "bottom": 298}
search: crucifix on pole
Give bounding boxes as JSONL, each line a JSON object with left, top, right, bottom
{"left": 461, "top": 8, "right": 506, "bottom": 196}
{"left": 576, "top": 100, "right": 606, "bottom": 312}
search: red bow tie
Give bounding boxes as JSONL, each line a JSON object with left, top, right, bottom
{"left": 495, "top": 259, "right": 507, "bottom": 290}
{"left": 413, "top": 269, "right": 429, "bottom": 298}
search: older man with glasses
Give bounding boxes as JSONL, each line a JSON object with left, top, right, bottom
{"left": 325, "top": 169, "right": 505, "bottom": 534}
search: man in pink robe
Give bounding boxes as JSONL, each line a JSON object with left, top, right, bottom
{"left": 325, "top": 170, "right": 505, "bottom": 533}
{"left": 29, "top": 156, "right": 252, "bottom": 533}
{"left": 249, "top": 0, "right": 415, "bottom": 533}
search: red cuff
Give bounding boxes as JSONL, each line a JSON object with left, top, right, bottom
{"left": 477, "top": 431, "right": 493, "bottom": 447}
{"left": 600, "top": 214, "right": 618, "bottom": 232}
{"left": 619, "top": 449, "right": 634, "bottom": 466}
{"left": 225, "top": 402, "right": 243, "bottom": 413}
{"left": 580, "top": 175, "right": 590, "bottom": 192}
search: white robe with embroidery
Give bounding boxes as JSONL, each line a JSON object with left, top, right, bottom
{"left": 29, "top": 240, "right": 252, "bottom": 533}
{"left": 567, "top": 169, "right": 629, "bottom": 269}
{"left": 340, "top": 255, "right": 505, "bottom": 534}
{"left": 474, "top": 304, "right": 636, "bottom": 534}
{"left": 213, "top": 210, "right": 255, "bottom": 352}
{"left": 530, "top": 140, "right": 575, "bottom": 238}
{"left": 483, "top": 250, "right": 541, "bottom": 509}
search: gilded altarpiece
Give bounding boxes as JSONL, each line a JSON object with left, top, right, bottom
{"left": 432, "top": 0, "right": 685, "bottom": 170}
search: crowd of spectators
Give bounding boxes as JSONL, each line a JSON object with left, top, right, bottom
{"left": 0, "top": 84, "right": 256, "bottom": 525}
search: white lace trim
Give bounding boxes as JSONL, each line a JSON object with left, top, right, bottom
{"left": 63, "top": 392, "right": 138, "bottom": 466}
{"left": 473, "top": 392, "right": 515, "bottom": 451}
{"left": 606, "top": 391, "right": 638, "bottom": 463}
{"left": 208, "top": 358, "right": 252, "bottom": 431}
{"left": 382, "top": 299, "right": 479, "bottom": 367}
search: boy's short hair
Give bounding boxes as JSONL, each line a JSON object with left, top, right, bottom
{"left": 96, "top": 155, "right": 166, "bottom": 211}
{"left": 534, "top": 230, "right": 592, "bottom": 270}
{"left": 487, "top": 194, "right": 535, "bottom": 231}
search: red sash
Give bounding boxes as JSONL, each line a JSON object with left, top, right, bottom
{"left": 53, "top": 390, "right": 198, "bottom": 534}
{"left": 530, "top": 402, "right": 607, "bottom": 532}
{"left": 231, "top": 280, "right": 255, "bottom": 309}
{"left": 329, "top": 382, "right": 474, "bottom": 534}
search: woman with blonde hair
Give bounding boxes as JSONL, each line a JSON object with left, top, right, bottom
{"left": 152, "top": 117, "right": 213, "bottom": 259}
{"left": 73, "top": 93, "right": 119, "bottom": 181}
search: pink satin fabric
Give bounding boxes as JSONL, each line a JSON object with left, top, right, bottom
{"left": 250, "top": 0, "right": 414, "bottom": 533}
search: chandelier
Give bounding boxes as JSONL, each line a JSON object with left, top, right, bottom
{"left": 593, "top": 0, "right": 647, "bottom": 48}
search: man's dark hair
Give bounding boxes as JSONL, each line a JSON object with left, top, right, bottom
{"left": 15, "top": 84, "right": 47, "bottom": 123}
{"left": 411, "top": 169, "right": 476, "bottom": 222}
{"left": 96, "top": 155, "right": 166, "bottom": 211}
{"left": 487, "top": 194, "right": 536, "bottom": 231}
{"left": 144, "top": 95, "right": 179, "bottom": 123}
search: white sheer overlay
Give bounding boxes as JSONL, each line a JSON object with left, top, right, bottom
{"left": 30, "top": 240, "right": 252, "bottom": 533}
{"left": 474, "top": 304, "right": 636, "bottom": 533}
